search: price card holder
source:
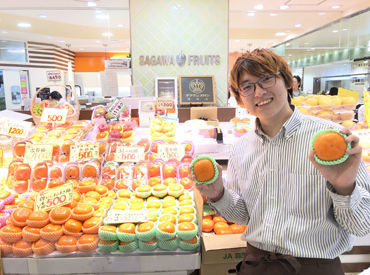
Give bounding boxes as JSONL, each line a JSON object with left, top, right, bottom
{"left": 114, "top": 145, "right": 145, "bottom": 163}
{"left": 24, "top": 144, "right": 53, "bottom": 164}
{"left": 157, "top": 144, "right": 185, "bottom": 161}
{"left": 104, "top": 209, "right": 149, "bottom": 224}
{"left": 106, "top": 98, "right": 126, "bottom": 118}
{"left": 40, "top": 108, "right": 68, "bottom": 124}
{"left": 156, "top": 98, "right": 174, "bottom": 110}
{"left": 34, "top": 183, "right": 73, "bottom": 211}
{"left": 70, "top": 143, "right": 100, "bottom": 162}
{"left": 0, "top": 118, "right": 32, "bottom": 138}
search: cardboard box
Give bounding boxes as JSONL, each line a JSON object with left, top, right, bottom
{"left": 201, "top": 234, "right": 246, "bottom": 275}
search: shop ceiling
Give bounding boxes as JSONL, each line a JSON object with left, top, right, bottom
{"left": 0, "top": 0, "right": 369, "bottom": 58}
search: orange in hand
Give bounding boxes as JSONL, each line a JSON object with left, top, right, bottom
{"left": 313, "top": 131, "right": 347, "bottom": 161}
{"left": 192, "top": 158, "right": 215, "bottom": 182}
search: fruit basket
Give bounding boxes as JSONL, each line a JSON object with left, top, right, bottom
{"left": 31, "top": 85, "right": 80, "bottom": 125}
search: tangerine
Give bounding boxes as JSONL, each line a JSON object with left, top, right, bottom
{"left": 192, "top": 158, "right": 215, "bottom": 182}
{"left": 313, "top": 131, "right": 347, "bottom": 161}
{"left": 230, "top": 224, "right": 247, "bottom": 234}
{"left": 202, "top": 218, "right": 214, "bottom": 232}
{"left": 64, "top": 219, "right": 82, "bottom": 233}
{"left": 137, "top": 222, "right": 154, "bottom": 232}
{"left": 118, "top": 223, "right": 135, "bottom": 234}
{"left": 158, "top": 222, "right": 175, "bottom": 233}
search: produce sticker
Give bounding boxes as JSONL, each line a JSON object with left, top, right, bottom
{"left": 157, "top": 144, "right": 185, "bottom": 161}
{"left": 34, "top": 183, "right": 73, "bottom": 211}
{"left": 114, "top": 145, "right": 145, "bottom": 163}
{"left": 70, "top": 143, "right": 99, "bottom": 162}
{"left": 40, "top": 108, "right": 68, "bottom": 124}
{"left": 24, "top": 144, "right": 53, "bottom": 164}
{"left": 0, "top": 118, "right": 32, "bottom": 138}
{"left": 104, "top": 209, "right": 149, "bottom": 224}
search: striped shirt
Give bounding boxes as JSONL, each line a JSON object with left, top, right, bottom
{"left": 209, "top": 108, "right": 370, "bottom": 259}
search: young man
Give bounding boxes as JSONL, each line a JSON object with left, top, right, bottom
{"left": 292, "top": 75, "right": 305, "bottom": 97}
{"left": 195, "top": 49, "right": 369, "bottom": 275}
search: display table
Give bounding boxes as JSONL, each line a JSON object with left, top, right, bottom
{"left": 2, "top": 251, "right": 200, "bottom": 274}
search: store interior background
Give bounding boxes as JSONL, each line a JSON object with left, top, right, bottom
{"left": 0, "top": 0, "right": 369, "bottom": 111}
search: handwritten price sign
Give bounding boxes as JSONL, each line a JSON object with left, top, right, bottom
{"left": 34, "top": 183, "right": 73, "bottom": 211}
{"left": 114, "top": 145, "right": 145, "bottom": 163}
{"left": 104, "top": 209, "right": 149, "bottom": 224}
{"left": 106, "top": 98, "right": 126, "bottom": 118}
{"left": 0, "top": 118, "right": 32, "bottom": 138}
{"left": 156, "top": 98, "right": 174, "bottom": 110}
{"left": 157, "top": 144, "right": 185, "bottom": 161}
{"left": 40, "top": 108, "right": 68, "bottom": 124}
{"left": 24, "top": 144, "right": 53, "bottom": 164}
{"left": 70, "top": 143, "right": 99, "bottom": 162}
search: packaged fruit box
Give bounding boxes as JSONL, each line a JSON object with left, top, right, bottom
{"left": 150, "top": 117, "right": 177, "bottom": 142}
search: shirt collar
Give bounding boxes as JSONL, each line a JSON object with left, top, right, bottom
{"left": 254, "top": 106, "right": 302, "bottom": 141}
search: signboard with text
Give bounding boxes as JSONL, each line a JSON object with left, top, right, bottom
{"left": 179, "top": 75, "right": 215, "bottom": 105}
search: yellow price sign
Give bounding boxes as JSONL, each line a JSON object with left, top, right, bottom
{"left": 114, "top": 145, "right": 145, "bottom": 163}
{"left": 34, "top": 183, "right": 73, "bottom": 211}
{"left": 364, "top": 90, "right": 369, "bottom": 123}
{"left": 0, "top": 118, "right": 32, "bottom": 138}
{"left": 157, "top": 144, "right": 185, "bottom": 161}
{"left": 24, "top": 144, "right": 53, "bottom": 164}
{"left": 70, "top": 143, "right": 99, "bottom": 162}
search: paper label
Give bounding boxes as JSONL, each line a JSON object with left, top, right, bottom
{"left": 156, "top": 98, "right": 174, "bottom": 110}
{"left": 114, "top": 145, "right": 145, "bottom": 163}
{"left": 104, "top": 209, "right": 149, "bottom": 224}
{"left": 0, "top": 118, "right": 32, "bottom": 138}
{"left": 40, "top": 108, "right": 68, "bottom": 124}
{"left": 106, "top": 98, "right": 126, "bottom": 118}
{"left": 157, "top": 144, "right": 185, "bottom": 161}
{"left": 364, "top": 90, "right": 369, "bottom": 123}
{"left": 24, "top": 144, "right": 53, "bottom": 164}
{"left": 34, "top": 183, "right": 73, "bottom": 211}
{"left": 70, "top": 143, "right": 100, "bottom": 162}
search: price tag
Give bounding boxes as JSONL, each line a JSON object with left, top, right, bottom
{"left": 40, "top": 108, "right": 68, "bottom": 124}
{"left": 70, "top": 143, "right": 100, "bottom": 162}
{"left": 156, "top": 98, "right": 174, "bottom": 110}
{"left": 114, "top": 145, "right": 145, "bottom": 163}
{"left": 34, "top": 183, "right": 73, "bottom": 211}
{"left": 106, "top": 98, "right": 126, "bottom": 118}
{"left": 24, "top": 144, "right": 53, "bottom": 164}
{"left": 104, "top": 209, "right": 149, "bottom": 224}
{"left": 157, "top": 144, "right": 185, "bottom": 161}
{"left": 0, "top": 118, "right": 32, "bottom": 138}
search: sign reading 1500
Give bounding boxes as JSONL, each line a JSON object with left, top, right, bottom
{"left": 139, "top": 52, "right": 220, "bottom": 66}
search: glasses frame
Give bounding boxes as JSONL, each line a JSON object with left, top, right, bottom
{"left": 238, "top": 72, "right": 280, "bottom": 97}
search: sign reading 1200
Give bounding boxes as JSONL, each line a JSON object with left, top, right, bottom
{"left": 139, "top": 52, "right": 220, "bottom": 66}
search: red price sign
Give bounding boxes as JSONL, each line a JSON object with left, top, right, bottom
{"left": 114, "top": 145, "right": 145, "bottom": 163}
{"left": 157, "top": 144, "right": 185, "bottom": 161}
{"left": 70, "top": 143, "right": 99, "bottom": 162}
{"left": 156, "top": 98, "right": 174, "bottom": 110}
{"left": 0, "top": 118, "right": 32, "bottom": 138}
{"left": 40, "top": 108, "right": 68, "bottom": 124}
{"left": 34, "top": 183, "right": 73, "bottom": 211}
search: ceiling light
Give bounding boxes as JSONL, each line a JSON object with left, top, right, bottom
{"left": 79, "top": 48, "right": 84, "bottom": 51}
{"left": 102, "top": 32, "right": 113, "bottom": 37}
{"left": 332, "top": 30, "right": 338, "bottom": 33}
{"left": 59, "top": 40, "right": 66, "bottom": 43}
{"left": 87, "top": 1, "right": 96, "bottom": 7}
{"left": 253, "top": 4, "right": 264, "bottom": 10}
{"left": 332, "top": 5, "right": 340, "bottom": 9}
{"left": 17, "top": 22, "right": 31, "bottom": 28}
{"left": 1, "top": 30, "right": 8, "bottom": 34}
{"left": 39, "top": 14, "right": 47, "bottom": 18}
{"left": 275, "top": 32, "right": 287, "bottom": 36}
{"left": 318, "top": 12, "right": 326, "bottom": 15}
{"left": 310, "top": 47, "right": 315, "bottom": 50}
{"left": 294, "top": 24, "right": 302, "bottom": 28}
{"left": 288, "top": 54, "right": 292, "bottom": 57}
{"left": 117, "top": 24, "right": 124, "bottom": 27}
{"left": 248, "top": 12, "right": 255, "bottom": 16}
{"left": 96, "top": 14, "right": 109, "bottom": 19}
{"left": 280, "top": 5, "right": 289, "bottom": 10}
{"left": 270, "top": 13, "right": 277, "bottom": 16}
{"left": 342, "top": 28, "right": 348, "bottom": 31}
{"left": 235, "top": 40, "right": 240, "bottom": 42}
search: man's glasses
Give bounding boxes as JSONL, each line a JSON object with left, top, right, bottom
{"left": 238, "top": 72, "right": 280, "bottom": 97}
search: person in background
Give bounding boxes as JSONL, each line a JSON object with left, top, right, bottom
{"left": 292, "top": 75, "right": 305, "bottom": 97}
{"left": 50, "top": 91, "right": 63, "bottom": 101}
{"left": 194, "top": 48, "right": 369, "bottom": 275}
{"left": 329, "top": 87, "right": 338, "bottom": 96}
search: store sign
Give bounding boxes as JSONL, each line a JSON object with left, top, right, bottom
{"left": 104, "top": 209, "right": 149, "bottom": 224}
{"left": 70, "top": 143, "right": 99, "bottom": 162}
{"left": 40, "top": 108, "right": 68, "bottom": 124}
{"left": 179, "top": 75, "right": 216, "bottom": 105}
{"left": 157, "top": 144, "right": 185, "bottom": 161}
{"left": 0, "top": 118, "right": 32, "bottom": 138}
{"left": 139, "top": 51, "right": 220, "bottom": 66}
{"left": 114, "top": 145, "right": 145, "bottom": 163}
{"left": 46, "top": 70, "right": 62, "bottom": 82}
{"left": 34, "top": 183, "right": 73, "bottom": 211}
{"left": 105, "top": 58, "right": 131, "bottom": 70}
{"left": 24, "top": 144, "right": 53, "bottom": 164}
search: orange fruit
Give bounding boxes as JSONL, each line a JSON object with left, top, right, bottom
{"left": 161, "top": 207, "right": 178, "bottom": 215}
{"left": 115, "top": 179, "right": 129, "bottom": 190}
{"left": 178, "top": 214, "right": 195, "bottom": 223}
{"left": 213, "top": 216, "right": 226, "bottom": 223}
{"left": 2, "top": 224, "right": 22, "bottom": 233}
{"left": 83, "top": 217, "right": 101, "bottom": 228}
{"left": 202, "top": 218, "right": 214, "bottom": 232}
{"left": 32, "top": 179, "right": 47, "bottom": 192}
{"left": 163, "top": 177, "right": 177, "bottom": 186}
{"left": 215, "top": 227, "right": 233, "bottom": 235}
{"left": 95, "top": 185, "right": 109, "bottom": 195}
{"left": 192, "top": 158, "right": 215, "bottom": 182}
{"left": 28, "top": 210, "right": 48, "bottom": 221}
{"left": 118, "top": 223, "right": 135, "bottom": 234}
{"left": 100, "top": 225, "right": 117, "bottom": 233}
{"left": 57, "top": 235, "right": 77, "bottom": 246}
{"left": 12, "top": 207, "right": 32, "bottom": 223}
{"left": 64, "top": 219, "right": 82, "bottom": 233}
{"left": 179, "top": 206, "right": 195, "bottom": 215}
{"left": 230, "top": 224, "right": 247, "bottom": 234}
{"left": 178, "top": 222, "right": 196, "bottom": 231}
{"left": 42, "top": 224, "right": 62, "bottom": 233}
{"left": 214, "top": 222, "right": 229, "bottom": 234}
{"left": 158, "top": 222, "right": 175, "bottom": 233}
{"left": 148, "top": 177, "right": 161, "bottom": 187}
{"left": 159, "top": 214, "right": 177, "bottom": 224}
{"left": 180, "top": 177, "right": 194, "bottom": 190}
{"left": 78, "top": 234, "right": 98, "bottom": 244}
{"left": 50, "top": 167, "right": 62, "bottom": 179}
{"left": 313, "top": 131, "right": 347, "bottom": 161}
{"left": 137, "top": 222, "right": 154, "bottom": 233}
{"left": 181, "top": 236, "right": 198, "bottom": 244}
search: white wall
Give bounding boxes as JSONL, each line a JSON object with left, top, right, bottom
{"left": 3, "top": 70, "right": 22, "bottom": 110}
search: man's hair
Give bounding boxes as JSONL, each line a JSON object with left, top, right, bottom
{"left": 230, "top": 49, "right": 293, "bottom": 104}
